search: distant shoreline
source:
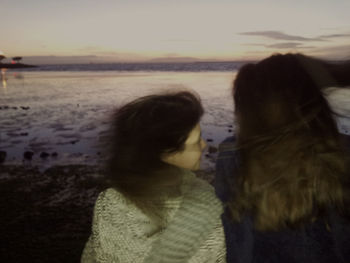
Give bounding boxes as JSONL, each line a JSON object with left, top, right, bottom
{"left": 0, "top": 63, "right": 37, "bottom": 69}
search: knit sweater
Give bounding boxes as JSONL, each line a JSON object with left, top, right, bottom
{"left": 81, "top": 170, "right": 226, "bottom": 263}
{"left": 215, "top": 136, "right": 350, "bottom": 263}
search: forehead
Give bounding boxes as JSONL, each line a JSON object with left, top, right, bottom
{"left": 185, "top": 124, "right": 201, "bottom": 144}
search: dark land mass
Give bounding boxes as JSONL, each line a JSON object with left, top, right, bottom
{"left": 0, "top": 165, "right": 105, "bottom": 263}
{"left": 0, "top": 164, "right": 214, "bottom": 262}
{"left": 0, "top": 63, "right": 37, "bottom": 69}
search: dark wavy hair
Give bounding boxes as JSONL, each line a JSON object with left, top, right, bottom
{"left": 106, "top": 90, "right": 204, "bottom": 200}
{"left": 230, "top": 53, "right": 350, "bottom": 231}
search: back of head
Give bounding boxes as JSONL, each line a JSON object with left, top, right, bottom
{"left": 106, "top": 90, "right": 204, "bottom": 199}
{"left": 231, "top": 53, "right": 350, "bottom": 231}
{"left": 234, "top": 53, "right": 339, "bottom": 139}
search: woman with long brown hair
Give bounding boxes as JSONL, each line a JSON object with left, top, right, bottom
{"left": 82, "top": 91, "right": 226, "bottom": 262}
{"left": 215, "top": 53, "right": 350, "bottom": 263}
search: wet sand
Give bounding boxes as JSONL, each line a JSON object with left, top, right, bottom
{"left": 0, "top": 71, "right": 235, "bottom": 170}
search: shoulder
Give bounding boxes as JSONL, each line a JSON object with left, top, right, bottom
{"left": 215, "top": 136, "right": 239, "bottom": 202}
{"left": 181, "top": 170, "right": 223, "bottom": 209}
{"left": 216, "top": 136, "right": 239, "bottom": 169}
{"left": 96, "top": 188, "right": 129, "bottom": 209}
{"left": 218, "top": 136, "right": 238, "bottom": 158}
{"left": 183, "top": 170, "right": 217, "bottom": 196}
{"left": 92, "top": 188, "right": 136, "bottom": 222}
{"left": 84, "top": 189, "right": 158, "bottom": 262}
{"left": 92, "top": 188, "right": 158, "bottom": 239}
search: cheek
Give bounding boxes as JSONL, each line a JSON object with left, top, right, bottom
{"left": 182, "top": 146, "right": 203, "bottom": 167}
{"left": 186, "top": 145, "right": 202, "bottom": 158}
{"left": 163, "top": 146, "right": 203, "bottom": 170}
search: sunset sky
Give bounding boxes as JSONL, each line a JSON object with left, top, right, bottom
{"left": 1, "top": 0, "right": 349, "bottom": 63}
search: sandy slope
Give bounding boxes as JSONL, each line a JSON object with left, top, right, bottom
{"left": 0, "top": 164, "right": 214, "bottom": 262}
{"left": 0, "top": 165, "right": 104, "bottom": 263}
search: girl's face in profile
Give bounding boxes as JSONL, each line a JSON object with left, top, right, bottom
{"left": 162, "top": 123, "right": 207, "bottom": 171}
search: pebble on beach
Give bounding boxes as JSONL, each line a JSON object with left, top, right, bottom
{"left": 70, "top": 140, "right": 79, "bottom": 144}
{"left": 23, "top": 151, "right": 34, "bottom": 160}
{"left": 0, "top": 151, "right": 7, "bottom": 164}
{"left": 40, "top": 152, "right": 50, "bottom": 159}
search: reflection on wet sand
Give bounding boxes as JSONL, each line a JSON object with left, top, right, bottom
{"left": 1, "top": 70, "right": 25, "bottom": 93}
{"left": 1, "top": 68, "right": 7, "bottom": 90}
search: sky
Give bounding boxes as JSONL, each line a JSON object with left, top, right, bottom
{"left": 1, "top": 0, "right": 350, "bottom": 63}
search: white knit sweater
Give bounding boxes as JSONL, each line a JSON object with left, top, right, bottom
{"left": 81, "top": 171, "right": 226, "bottom": 263}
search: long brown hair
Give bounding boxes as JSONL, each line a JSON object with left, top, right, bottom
{"left": 230, "top": 53, "right": 350, "bottom": 231}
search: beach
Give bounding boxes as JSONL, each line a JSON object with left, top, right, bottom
{"left": 0, "top": 69, "right": 236, "bottom": 262}
{"left": 1, "top": 68, "right": 350, "bottom": 262}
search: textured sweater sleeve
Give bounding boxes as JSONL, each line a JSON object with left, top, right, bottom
{"left": 81, "top": 189, "right": 152, "bottom": 263}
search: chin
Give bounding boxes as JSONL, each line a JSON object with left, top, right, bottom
{"left": 190, "top": 162, "right": 201, "bottom": 171}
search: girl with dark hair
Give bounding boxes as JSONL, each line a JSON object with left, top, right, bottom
{"left": 215, "top": 53, "right": 350, "bottom": 263}
{"left": 82, "top": 91, "right": 226, "bottom": 262}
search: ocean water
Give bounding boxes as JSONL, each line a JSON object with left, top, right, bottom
{"left": 13, "top": 61, "right": 244, "bottom": 72}
{"left": 1, "top": 65, "right": 350, "bottom": 170}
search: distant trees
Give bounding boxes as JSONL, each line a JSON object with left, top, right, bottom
{"left": 0, "top": 55, "right": 5, "bottom": 63}
{"left": 12, "top": 56, "right": 22, "bottom": 63}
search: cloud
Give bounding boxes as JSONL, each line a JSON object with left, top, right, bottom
{"left": 149, "top": 56, "right": 200, "bottom": 63}
{"left": 75, "top": 47, "right": 150, "bottom": 60}
{"left": 94, "top": 51, "right": 121, "bottom": 56}
{"left": 240, "top": 43, "right": 266, "bottom": 47}
{"left": 163, "top": 39, "right": 198, "bottom": 42}
{"left": 78, "top": 46, "right": 104, "bottom": 53}
{"left": 163, "top": 53, "right": 180, "bottom": 57}
{"left": 241, "top": 42, "right": 315, "bottom": 49}
{"left": 266, "top": 42, "right": 315, "bottom": 49}
{"left": 266, "top": 42, "right": 301, "bottom": 48}
{"left": 318, "top": 33, "right": 350, "bottom": 39}
{"left": 78, "top": 46, "right": 122, "bottom": 55}
{"left": 239, "top": 31, "right": 324, "bottom": 41}
{"left": 79, "top": 46, "right": 99, "bottom": 51}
